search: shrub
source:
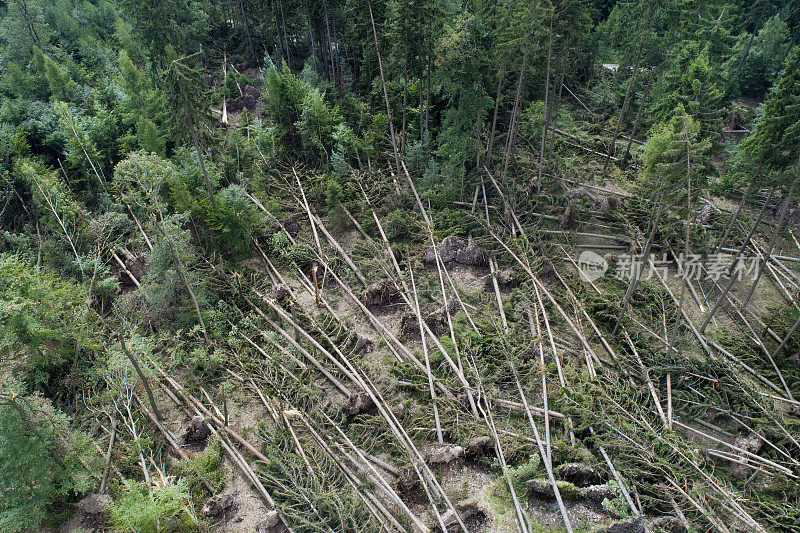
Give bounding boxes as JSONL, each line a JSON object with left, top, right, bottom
{"left": 110, "top": 479, "right": 197, "bottom": 532}
{"left": 0, "top": 381, "right": 98, "bottom": 532}
{"left": 204, "top": 184, "right": 258, "bottom": 255}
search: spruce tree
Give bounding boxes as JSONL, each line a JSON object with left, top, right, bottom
{"left": 164, "top": 52, "right": 216, "bottom": 207}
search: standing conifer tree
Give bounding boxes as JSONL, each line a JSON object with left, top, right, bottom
{"left": 164, "top": 52, "right": 216, "bottom": 207}
{"left": 739, "top": 46, "right": 800, "bottom": 307}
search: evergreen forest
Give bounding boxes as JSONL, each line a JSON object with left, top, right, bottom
{"left": 1, "top": 0, "right": 800, "bottom": 531}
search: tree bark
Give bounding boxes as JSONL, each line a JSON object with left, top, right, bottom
{"left": 323, "top": 0, "right": 336, "bottom": 84}
{"left": 535, "top": 34, "right": 554, "bottom": 193}
{"left": 155, "top": 210, "right": 211, "bottom": 343}
{"left": 546, "top": 51, "right": 568, "bottom": 160}
{"left": 119, "top": 335, "right": 163, "bottom": 422}
{"left": 188, "top": 118, "right": 215, "bottom": 208}
{"left": 486, "top": 65, "right": 506, "bottom": 166}
{"left": 713, "top": 177, "right": 756, "bottom": 256}
{"left": 666, "top": 123, "right": 694, "bottom": 356}
{"left": 613, "top": 196, "right": 665, "bottom": 334}
{"left": 742, "top": 178, "right": 798, "bottom": 307}
{"left": 734, "top": 31, "right": 757, "bottom": 83}
{"left": 401, "top": 57, "right": 408, "bottom": 154}
{"left": 368, "top": 0, "right": 401, "bottom": 176}
{"left": 699, "top": 186, "right": 775, "bottom": 332}
{"left": 279, "top": 0, "right": 291, "bottom": 70}
{"left": 603, "top": 44, "right": 643, "bottom": 173}
{"left": 501, "top": 46, "right": 531, "bottom": 182}
{"left": 623, "top": 67, "right": 653, "bottom": 165}
{"left": 238, "top": 0, "right": 256, "bottom": 65}
{"left": 306, "top": 2, "right": 319, "bottom": 68}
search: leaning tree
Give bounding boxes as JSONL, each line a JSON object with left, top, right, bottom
{"left": 701, "top": 45, "right": 800, "bottom": 331}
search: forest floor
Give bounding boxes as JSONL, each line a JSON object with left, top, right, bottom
{"left": 94, "top": 157, "right": 797, "bottom": 532}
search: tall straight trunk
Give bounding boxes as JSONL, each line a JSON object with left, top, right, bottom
{"left": 613, "top": 196, "right": 665, "bottom": 335}
{"left": 666, "top": 127, "right": 694, "bottom": 355}
{"left": 188, "top": 118, "right": 215, "bottom": 208}
{"left": 401, "top": 57, "right": 408, "bottom": 153}
{"left": 238, "top": 0, "right": 256, "bottom": 64}
{"left": 486, "top": 65, "right": 506, "bottom": 165}
{"left": 501, "top": 46, "right": 531, "bottom": 182}
{"left": 273, "top": 0, "right": 285, "bottom": 63}
{"left": 424, "top": 45, "right": 431, "bottom": 136}
{"left": 323, "top": 0, "right": 336, "bottom": 85}
{"left": 603, "top": 44, "right": 643, "bottom": 172}
{"left": 279, "top": 0, "right": 291, "bottom": 69}
{"left": 623, "top": 65, "right": 654, "bottom": 164}
{"left": 734, "top": 31, "right": 757, "bottom": 83}
{"left": 368, "top": 0, "right": 401, "bottom": 176}
{"left": 19, "top": 0, "right": 42, "bottom": 44}
{"left": 306, "top": 3, "right": 319, "bottom": 68}
{"left": 474, "top": 106, "right": 482, "bottom": 170}
{"left": 742, "top": 178, "right": 798, "bottom": 307}
{"left": 156, "top": 210, "right": 210, "bottom": 344}
{"left": 119, "top": 335, "right": 163, "bottom": 422}
{"left": 700, "top": 186, "right": 775, "bottom": 333}
{"left": 546, "top": 50, "right": 568, "bottom": 160}
{"left": 534, "top": 34, "right": 554, "bottom": 192}
{"left": 712, "top": 177, "right": 756, "bottom": 256}
{"left": 331, "top": 13, "right": 342, "bottom": 92}
{"left": 624, "top": 40, "right": 678, "bottom": 165}
{"left": 419, "top": 66, "right": 425, "bottom": 157}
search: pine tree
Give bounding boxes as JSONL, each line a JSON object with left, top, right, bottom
{"left": 163, "top": 52, "right": 216, "bottom": 207}
{"left": 0, "top": 0, "right": 50, "bottom": 64}
{"left": 738, "top": 46, "right": 800, "bottom": 307}
{"left": 0, "top": 382, "right": 97, "bottom": 533}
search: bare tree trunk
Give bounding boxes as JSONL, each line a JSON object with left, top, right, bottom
{"left": 401, "top": 57, "right": 408, "bottom": 154}
{"left": 535, "top": 34, "right": 554, "bottom": 193}
{"left": 734, "top": 31, "right": 757, "bottom": 83}
{"left": 424, "top": 43, "right": 431, "bottom": 136}
{"left": 155, "top": 210, "right": 211, "bottom": 344}
{"left": 238, "top": 0, "right": 256, "bottom": 65}
{"left": 119, "top": 335, "right": 163, "bottom": 422}
{"left": 666, "top": 124, "right": 694, "bottom": 356}
{"left": 273, "top": 0, "right": 285, "bottom": 63}
{"left": 603, "top": 44, "right": 643, "bottom": 173}
{"left": 623, "top": 66, "right": 654, "bottom": 164}
{"left": 700, "top": 186, "right": 775, "bottom": 333}
{"left": 99, "top": 415, "right": 116, "bottom": 493}
{"left": 306, "top": 2, "right": 319, "bottom": 68}
{"left": 501, "top": 46, "right": 531, "bottom": 182}
{"left": 613, "top": 196, "right": 665, "bottom": 335}
{"left": 419, "top": 65, "right": 425, "bottom": 165}
{"left": 279, "top": 0, "right": 291, "bottom": 70}
{"left": 368, "top": 0, "right": 401, "bottom": 176}
{"left": 188, "top": 118, "right": 215, "bottom": 208}
{"left": 546, "top": 51, "right": 568, "bottom": 160}
{"left": 323, "top": 0, "right": 336, "bottom": 85}
{"left": 742, "top": 178, "right": 798, "bottom": 307}
{"left": 486, "top": 65, "right": 506, "bottom": 165}
{"left": 713, "top": 177, "right": 756, "bottom": 256}
{"left": 331, "top": 14, "right": 343, "bottom": 92}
